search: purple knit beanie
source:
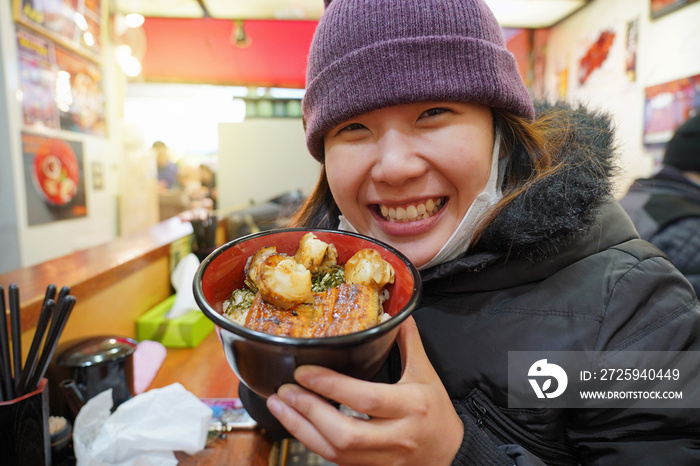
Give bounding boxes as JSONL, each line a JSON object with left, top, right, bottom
{"left": 302, "top": 0, "right": 535, "bottom": 161}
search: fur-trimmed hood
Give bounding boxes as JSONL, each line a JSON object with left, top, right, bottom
{"left": 478, "top": 101, "right": 619, "bottom": 260}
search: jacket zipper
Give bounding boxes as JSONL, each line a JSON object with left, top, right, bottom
{"left": 469, "top": 397, "right": 578, "bottom": 466}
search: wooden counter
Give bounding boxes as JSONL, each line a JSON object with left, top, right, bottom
{"left": 1, "top": 216, "right": 194, "bottom": 352}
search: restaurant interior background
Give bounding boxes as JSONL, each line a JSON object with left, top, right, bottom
{"left": 1, "top": 0, "right": 699, "bottom": 275}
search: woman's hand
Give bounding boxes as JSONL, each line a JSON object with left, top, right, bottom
{"left": 266, "top": 317, "right": 464, "bottom": 466}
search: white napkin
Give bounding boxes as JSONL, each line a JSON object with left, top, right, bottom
{"left": 166, "top": 253, "right": 201, "bottom": 319}
{"left": 73, "top": 383, "right": 212, "bottom": 466}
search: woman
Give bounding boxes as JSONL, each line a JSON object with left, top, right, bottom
{"left": 240, "top": 0, "right": 700, "bottom": 464}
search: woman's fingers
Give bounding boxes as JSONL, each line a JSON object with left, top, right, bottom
{"left": 293, "top": 365, "right": 401, "bottom": 417}
{"left": 267, "top": 389, "right": 338, "bottom": 458}
{"left": 291, "top": 317, "right": 438, "bottom": 418}
{"left": 270, "top": 382, "right": 426, "bottom": 464}
{"left": 268, "top": 384, "right": 381, "bottom": 461}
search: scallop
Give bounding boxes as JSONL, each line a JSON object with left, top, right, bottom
{"left": 294, "top": 232, "right": 338, "bottom": 274}
{"left": 344, "top": 248, "right": 395, "bottom": 291}
{"left": 247, "top": 246, "right": 313, "bottom": 310}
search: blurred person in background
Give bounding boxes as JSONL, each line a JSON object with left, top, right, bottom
{"left": 153, "top": 140, "right": 179, "bottom": 190}
{"left": 199, "top": 163, "right": 217, "bottom": 210}
{"left": 620, "top": 114, "right": 700, "bottom": 295}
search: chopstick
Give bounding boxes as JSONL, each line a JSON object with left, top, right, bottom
{"left": 16, "top": 296, "right": 55, "bottom": 397}
{"left": 9, "top": 284, "right": 21, "bottom": 392}
{"left": 25, "top": 292, "right": 76, "bottom": 395}
{"left": 206, "top": 213, "right": 217, "bottom": 248}
{"left": 42, "top": 284, "right": 57, "bottom": 311}
{"left": 0, "top": 286, "right": 13, "bottom": 401}
{"left": 0, "top": 284, "right": 77, "bottom": 399}
{"left": 188, "top": 209, "right": 217, "bottom": 250}
{"left": 190, "top": 218, "right": 205, "bottom": 248}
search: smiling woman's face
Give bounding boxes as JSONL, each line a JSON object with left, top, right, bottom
{"left": 323, "top": 101, "right": 494, "bottom": 268}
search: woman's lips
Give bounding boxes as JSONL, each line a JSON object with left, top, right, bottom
{"left": 377, "top": 197, "right": 445, "bottom": 222}
{"left": 370, "top": 197, "right": 447, "bottom": 236}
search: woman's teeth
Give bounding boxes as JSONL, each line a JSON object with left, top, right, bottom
{"left": 379, "top": 198, "right": 443, "bottom": 222}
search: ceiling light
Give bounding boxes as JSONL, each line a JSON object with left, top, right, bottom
{"left": 484, "top": 0, "right": 587, "bottom": 28}
{"left": 125, "top": 13, "right": 145, "bottom": 28}
{"left": 115, "top": 44, "right": 133, "bottom": 60}
{"left": 232, "top": 20, "right": 251, "bottom": 48}
{"left": 269, "top": 88, "right": 305, "bottom": 99}
{"left": 115, "top": 44, "right": 142, "bottom": 77}
{"left": 55, "top": 71, "right": 73, "bottom": 112}
{"left": 73, "top": 12, "right": 88, "bottom": 31}
{"left": 113, "top": 0, "right": 587, "bottom": 28}
{"left": 120, "top": 56, "right": 142, "bottom": 77}
{"left": 83, "top": 32, "right": 95, "bottom": 47}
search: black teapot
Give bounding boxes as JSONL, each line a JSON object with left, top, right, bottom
{"left": 48, "top": 336, "right": 137, "bottom": 420}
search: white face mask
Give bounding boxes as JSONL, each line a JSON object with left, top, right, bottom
{"left": 338, "top": 130, "right": 504, "bottom": 270}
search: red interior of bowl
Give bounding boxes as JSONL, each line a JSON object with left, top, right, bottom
{"left": 201, "top": 230, "right": 416, "bottom": 320}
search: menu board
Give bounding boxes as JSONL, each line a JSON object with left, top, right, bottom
{"left": 17, "top": 27, "right": 106, "bottom": 136}
{"left": 22, "top": 132, "right": 87, "bottom": 226}
{"left": 13, "top": 0, "right": 103, "bottom": 62}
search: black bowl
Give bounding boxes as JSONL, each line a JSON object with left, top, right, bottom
{"left": 193, "top": 228, "right": 421, "bottom": 398}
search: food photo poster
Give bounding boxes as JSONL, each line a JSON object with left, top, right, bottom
{"left": 22, "top": 132, "right": 87, "bottom": 226}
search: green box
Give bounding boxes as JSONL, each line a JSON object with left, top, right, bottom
{"left": 136, "top": 295, "right": 215, "bottom": 348}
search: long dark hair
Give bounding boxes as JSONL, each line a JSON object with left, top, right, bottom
{"left": 289, "top": 167, "right": 341, "bottom": 228}
{"left": 290, "top": 107, "right": 572, "bottom": 246}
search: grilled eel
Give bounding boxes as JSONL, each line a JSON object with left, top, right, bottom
{"left": 244, "top": 283, "right": 381, "bottom": 337}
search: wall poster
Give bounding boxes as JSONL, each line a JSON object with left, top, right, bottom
{"left": 650, "top": 0, "right": 698, "bottom": 19}
{"left": 643, "top": 74, "right": 700, "bottom": 145}
{"left": 16, "top": 28, "right": 58, "bottom": 129}
{"left": 12, "top": 0, "right": 103, "bottom": 62}
{"left": 578, "top": 29, "right": 616, "bottom": 86}
{"left": 54, "top": 45, "right": 106, "bottom": 135}
{"left": 625, "top": 18, "right": 639, "bottom": 82}
{"left": 22, "top": 132, "right": 87, "bottom": 226}
{"left": 17, "top": 27, "right": 106, "bottom": 136}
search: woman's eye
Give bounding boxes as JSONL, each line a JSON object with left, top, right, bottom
{"left": 420, "top": 107, "right": 449, "bottom": 118}
{"left": 339, "top": 122, "right": 366, "bottom": 132}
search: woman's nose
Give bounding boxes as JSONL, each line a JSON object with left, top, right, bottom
{"left": 370, "top": 130, "right": 427, "bottom": 186}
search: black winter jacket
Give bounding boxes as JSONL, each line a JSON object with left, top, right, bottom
{"left": 418, "top": 201, "right": 700, "bottom": 465}
{"left": 241, "top": 104, "right": 700, "bottom": 464}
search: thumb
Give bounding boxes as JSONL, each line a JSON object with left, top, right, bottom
{"left": 395, "top": 316, "right": 433, "bottom": 379}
